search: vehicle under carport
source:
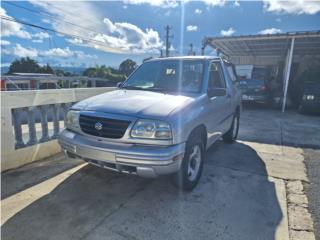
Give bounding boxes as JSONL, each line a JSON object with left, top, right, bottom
{"left": 202, "top": 31, "right": 320, "bottom": 112}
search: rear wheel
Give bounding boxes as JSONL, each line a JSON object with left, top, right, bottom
{"left": 172, "top": 132, "right": 205, "bottom": 191}
{"left": 298, "top": 104, "right": 306, "bottom": 114}
{"left": 223, "top": 112, "right": 240, "bottom": 143}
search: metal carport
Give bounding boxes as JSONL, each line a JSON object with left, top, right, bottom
{"left": 202, "top": 31, "right": 320, "bottom": 112}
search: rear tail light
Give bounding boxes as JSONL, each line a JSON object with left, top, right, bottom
{"left": 261, "top": 85, "right": 267, "bottom": 91}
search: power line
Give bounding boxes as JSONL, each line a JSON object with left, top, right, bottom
{"left": 0, "top": 15, "right": 115, "bottom": 50}
{"left": 2, "top": 1, "right": 103, "bottom": 38}
{"left": 44, "top": 1, "right": 101, "bottom": 27}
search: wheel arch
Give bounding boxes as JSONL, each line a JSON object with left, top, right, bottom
{"left": 187, "top": 124, "right": 207, "bottom": 148}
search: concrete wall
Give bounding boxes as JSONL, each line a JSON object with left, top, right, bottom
{"left": 1, "top": 87, "right": 115, "bottom": 171}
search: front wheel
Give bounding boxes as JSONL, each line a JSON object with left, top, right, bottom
{"left": 172, "top": 132, "right": 204, "bottom": 191}
{"left": 223, "top": 112, "right": 240, "bottom": 143}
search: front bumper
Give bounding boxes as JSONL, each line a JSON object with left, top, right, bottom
{"left": 241, "top": 94, "right": 267, "bottom": 102}
{"left": 301, "top": 100, "right": 320, "bottom": 113}
{"left": 58, "top": 129, "right": 185, "bottom": 178}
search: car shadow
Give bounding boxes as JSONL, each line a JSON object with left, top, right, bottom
{"left": 238, "top": 107, "right": 320, "bottom": 149}
{"left": 2, "top": 141, "right": 284, "bottom": 240}
{"left": 1, "top": 154, "right": 83, "bottom": 200}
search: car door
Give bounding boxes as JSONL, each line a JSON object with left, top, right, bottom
{"left": 206, "top": 61, "right": 232, "bottom": 145}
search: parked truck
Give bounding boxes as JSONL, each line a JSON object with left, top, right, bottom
{"left": 58, "top": 56, "right": 242, "bottom": 190}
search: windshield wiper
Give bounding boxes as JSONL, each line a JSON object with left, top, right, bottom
{"left": 121, "top": 86, "right": 169, "bottom": 93}
{"left": 146, "top": 87, "right": 170, "bottom": 93}
{"left": 121, "top": 86, "right": 145, "bottom": 90}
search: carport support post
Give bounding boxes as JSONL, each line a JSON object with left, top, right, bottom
{"left": 282, "top": 38, "right": 295, "bottom": 113}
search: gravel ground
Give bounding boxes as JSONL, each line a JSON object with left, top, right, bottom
{"left": 304, "top": 149, "right": 320, "bottom": 240}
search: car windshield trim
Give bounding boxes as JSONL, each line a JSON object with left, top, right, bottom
{"left": 122, "top": 59, "right": 205, "bottom": 94}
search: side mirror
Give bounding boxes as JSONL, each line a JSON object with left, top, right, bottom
{"left": 117, "top": 82, "right": 123, "bottom": 88}
{"left": 207, "top": 88, "right": 226, "bottom": 98}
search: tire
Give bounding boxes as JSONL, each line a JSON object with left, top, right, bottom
{"left": 223, "top": 112, "right": 240, "bottom": 143}
{"left": 298, "top": 104, "right": 306, "bottom": 114}
{"left": 172, "top": 131, "right": 205, "bottom": 191}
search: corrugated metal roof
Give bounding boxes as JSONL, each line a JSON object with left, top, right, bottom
{"left": 204, "top": 31, "right": 320, "bottom": 57}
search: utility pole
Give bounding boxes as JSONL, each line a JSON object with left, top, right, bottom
{"left": 160, "top": 49, "right": 163, "bottom": 58}
{"left": 165, "top": 25, "right": 173, "bottom": 57}
{"left": 201, "top": 38, "right": 207, "bottom": 56}
{"left": 188, "top": 43, "right": 195, "bottom": 56}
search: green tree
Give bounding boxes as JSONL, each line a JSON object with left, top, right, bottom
{"left": 119, "top": 59, "right": 137, "bottom": 76}
{"left": 8, "top": 57, "right": 54, "bottom": 74}
{"left": 83, "top": 67, "right": 96, "bottom": 77}
{"left": 54, "top": 69, "right": 65, "bottom": 76}
{"left": 8, "top": 57, "right": 40, "bottom": 74}
{"left": 83, "top": 65, "right": 126, "bottom": 83}
{"left": 40, "top": 63, "right": 54, "bottom": 74}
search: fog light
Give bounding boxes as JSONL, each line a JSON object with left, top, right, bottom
{"left": 172, "top": 153, "right": 184, "bottom": 161}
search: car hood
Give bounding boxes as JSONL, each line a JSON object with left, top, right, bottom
{"left": 304, "top": 82, "right": 320, "bottom": 94}
{"left": 72, "top": 89, "right": 195, "bottom": 119}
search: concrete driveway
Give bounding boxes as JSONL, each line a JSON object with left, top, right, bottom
{"left": 2, "top": 108, "right": 319, "bottom": 240}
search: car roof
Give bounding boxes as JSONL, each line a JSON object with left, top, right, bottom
{"left": 147, "top": 56, "right": 221, "bottom": 62}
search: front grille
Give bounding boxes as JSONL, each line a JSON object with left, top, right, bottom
{"left": 79, "top": 114, "right": 131, "bottom": 139}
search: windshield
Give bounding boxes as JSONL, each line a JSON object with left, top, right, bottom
{"left": 304, "top": 71, "right": 320, "bottom": 84}
{"left": 122, "top": 60, "right": 205, "bottom": 93}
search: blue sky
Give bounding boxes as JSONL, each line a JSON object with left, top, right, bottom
{"left": 1, "top": 0, "right": 320, "bottom": 69}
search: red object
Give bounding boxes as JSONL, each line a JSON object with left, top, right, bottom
{"left": 1, "top": 79, "right": 6, "bottom": 91}
{"left": 261, "top": 85, "right": 267, "bottom": 91}
{"left": 30, "top": 80, "right": 37, "bottom": 89}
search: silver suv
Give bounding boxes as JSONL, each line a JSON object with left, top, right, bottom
{"left": 58, "top": 56, "right": 241, "bottom": 190}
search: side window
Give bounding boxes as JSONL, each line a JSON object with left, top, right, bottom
{"left": 225, "top": 63, "right": 237, "bottom": 82}
{"left": 208, "top": 62, "right": 226, "bottom": 89}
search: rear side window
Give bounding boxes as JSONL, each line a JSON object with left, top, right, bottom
{"left": 225, "top": 64, "right": 237, "bottom": 82}
{"left": 208, "top": 62, "right": 226, "bottom": 89}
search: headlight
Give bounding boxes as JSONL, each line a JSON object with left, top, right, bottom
{"left": 304, "top": 94, "right": 315, "bottom": 100}
{"left": 66, "top": 110, "right": 80, "bottom": 129}
{"left": 131, "top": 119, "right": 172, "bottom": 139}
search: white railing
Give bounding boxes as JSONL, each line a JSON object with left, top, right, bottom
{"left": 1, "top": 87, "right": 115, "bottom": 171}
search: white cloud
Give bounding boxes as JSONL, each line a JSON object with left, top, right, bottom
{"left": 195, "top": 8, "right": 202, "bottom": 14}
{"left": 123, "top": 0, "right": 178, "bottom": 8}
{"left": 186, "top": 25, "right": 198, "bottom": 32}
{"left": 8, "top": 44, "right": 97, "bottom": 60}
{"left": 33, "top": 32, "right": 50, "bottom": 40}
{"left": 103, "top": 18, "right": 118, "bottom": 33}
{"left": 0, "top": 7, "right": 31, "bottom": 39}
{"left": 30, "top": 32, "right": 50, "bottom": 43}
{"left": 40, "top": 47, "right": 97, "bottom": 59}
{"left": 258, "top": 28, "right": 282, "bottom": 34}
{"left": 42, "top": 18, "right": 51, "bottom": 24}
{"left": 32, "top": 39, "right": 44, "bottom": 43}
{"left": 41, "top": 47, "right": 75, "bottom": 58}
{"left": 93, "top": 19, "right": 163, "bottom": 54}
{"left": 2, "top": 49, "right": 12, "bottom": 55}
{"left": 202, "top": 0, "right": 225, "bottom": 7}
{"left": 263, "top": 0, "right": 320, "bottom": 15}
{"left": 67, "top": 38, "right": 85, "bottom": 46}
{"left": 29, "top": 1, "right": 163, "bottom": 54}
{"left": 234, "top": 0, "right": 240, "bottom": 7}
{"left": 220, "top": 27, "right": 235, "bottom": 36}
{"left": 13, "top": 44, "right": 38, "bottom": 58}
{"left": 1, "top": 40, "right": 11, "bottom": 46}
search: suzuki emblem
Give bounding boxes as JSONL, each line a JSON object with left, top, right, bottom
{"left": 95, "top": 122, "right": 103, "bottom": 131}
